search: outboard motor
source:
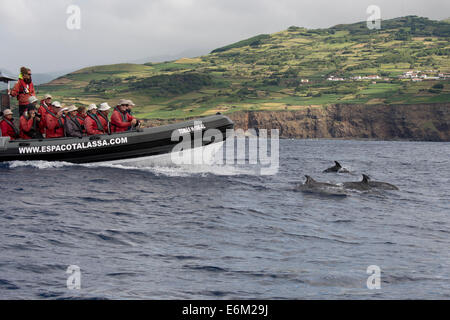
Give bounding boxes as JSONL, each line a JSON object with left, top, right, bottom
{"left": 0, "top": 136, "right": 10, "bottom": 151}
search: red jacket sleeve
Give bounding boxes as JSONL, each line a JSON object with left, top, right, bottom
{"left": 127, "top": 113, "right": 135, "bottom": 122}
{"left": 38, "top": 105, "right": 47, "bottom": 116}
{"left": 10, "top": 81, "right": 20, "bottom": 97}
{"left": 38, "top": 106, "right": 47, "bottom": 129}
{"left": 111, "top": 111, "right": 131, "bottom": 128}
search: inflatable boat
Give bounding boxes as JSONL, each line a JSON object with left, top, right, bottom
{"left": 0, "top": 114, "right": 234, "bottom": 164}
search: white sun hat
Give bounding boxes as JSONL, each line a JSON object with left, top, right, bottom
{"left": 3, "top": 109, "right": 13, "bottom": 116}
{"left": 87, "top": 103, "right": 97, "bottom": 111}
{"left": 52, "top": 101, "right": 62, "bottom": 108}
{"left": 98, "top": 102, "right": 111, "bottom": 111}
{"left": 28, "top": 96, "right": 38, "bottom": 104}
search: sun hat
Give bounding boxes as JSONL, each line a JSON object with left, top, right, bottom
{"left": 118, "top": 99, "right": 129, "bottom": 106}
{"left": 28, "top": 96, "right": 38, "bottom": 104}
{"left": 98, "top": 102, "right": 111, "bottom": 111}
{"left": 67, "top": 105, "right": 78, "bottom": 112}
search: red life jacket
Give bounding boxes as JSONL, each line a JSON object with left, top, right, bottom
{"left": 19, "top": 115, "right": 39, "bottom": 139}
{"left": 0, "top": 118, "right": 20, "bottom": 140}
{"left": 85, "top": 114, "right": 105, "bottom": 135}
{"left": 110, "top": 107, "right": 133, "bottom": 133}
{"left": 45, "top": 111, "right": 65, "bottom": 138}
{"left": 10, "top": 78, "right": 35, "bottom": 106}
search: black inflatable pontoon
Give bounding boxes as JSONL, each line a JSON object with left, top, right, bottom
{"left": 0, "top": 114, "right": 233, "bottom": 163}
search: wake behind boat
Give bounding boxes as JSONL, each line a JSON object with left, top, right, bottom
{"left": 0, "top": 114, "right": 234, "bottom": 164}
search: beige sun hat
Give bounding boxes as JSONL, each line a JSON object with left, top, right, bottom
{"left": 126, "top": 99, "right": 135, "bottom": 106}
{"left": 87, "top": 104, "right": 97, "bottom": 111}
{"left": 3, "top": 109, "right": 13, "bottom": 116}
{"left": 118, "top": 99, "right": 129, "bottom": 105}
{"left": 43, "top": 93, "right": 52, "bottom": 99}
{"left": 67, "top": 105, "right": 78, "bottom": 112}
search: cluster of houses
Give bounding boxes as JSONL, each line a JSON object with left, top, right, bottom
{"left": 326, "top": 75, "right": 384, "bottom": 82}
{"left": 399, "top": 70, "right": 450, "bottom": 82}
{"left": 324, "top": 71, "right": 450, "bottom": 83}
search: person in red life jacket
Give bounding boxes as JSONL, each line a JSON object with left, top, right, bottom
{"left": 45, "top": 101, "right": 65, "bottom": 138}
{"left": 76, "top": 105, "right": 87, "bottom": 133}
{"left": 64, "top": 105, "right": 84, "bottom": 138}
{"left": 85, "top": 105, "right": 106, "bottom": 135}
{"left": 111, "top": 99, "right": 137, "bottom": 133}
{"left": 9, "top": 67, "right": 36, "bottom": 116}
{"left": 77, "top": 105, "right": 87, "bottom": 121}
{"left": 84, "top": 104, "right": 98, "bottom": 134}
{"left": 87, "top": 104, "right": 97, "bottom": 115}
{"left": 27, "top": 95, "right": 40, "bottom": 117}
{"left": 0, "top": 109, "right": 20, "bottom": 140}
{"left": 19, "top": 97, "right": 42, "bottom": 139}
{"left": 97, "top": 103, "right": 111, "bottom": 134}
{"left": 125, "top": 99, "right": 142, "bottom": 127}
{"left": 38, "top": 93, "right": 53, "bottom": 136}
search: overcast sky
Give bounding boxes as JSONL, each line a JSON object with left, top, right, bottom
{"left": 1, "top": 0, "right": 449, "bottom": 74}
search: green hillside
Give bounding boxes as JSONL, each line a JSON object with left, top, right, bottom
{"left": 38, "top": 16, "right": 450, "bottom": 119}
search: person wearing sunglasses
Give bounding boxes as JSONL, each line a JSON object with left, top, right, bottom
{"left": 9, "top": 67, "right": 36, "bottom": 116}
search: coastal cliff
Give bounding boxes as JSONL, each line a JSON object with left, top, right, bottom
{"left": 144, "top": 103, "right": 450, "bottom": 141}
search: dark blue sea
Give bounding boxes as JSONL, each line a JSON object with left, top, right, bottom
{"left": 0, "top": 139, "right": 449, "bottom": 299}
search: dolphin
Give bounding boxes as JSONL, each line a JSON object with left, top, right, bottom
{"left": 296, "top": 175, "right": 347, "bottom": 196}
{"left": 343, "top": 174, "right": 399, "bottom": 191}
{"left": 323, "top": 161, "right": 350, "bottom": 173}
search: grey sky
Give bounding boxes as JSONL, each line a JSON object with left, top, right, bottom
{"left": 1, "top": 0, "right": 449, "bottom": 74}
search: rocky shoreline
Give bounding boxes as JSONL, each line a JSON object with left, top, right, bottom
{"left": 143, "top": 103, "right": 450, "bottom": 142}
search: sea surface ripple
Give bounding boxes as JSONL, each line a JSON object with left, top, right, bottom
{"left": 0, "top": 139, "right": 449, "bottom": 299}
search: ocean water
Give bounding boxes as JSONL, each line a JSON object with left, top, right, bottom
{"left": 0, "top": 139, "right": 449, "bottom": 299}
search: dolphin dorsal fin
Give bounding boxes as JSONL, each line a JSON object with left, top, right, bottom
{"left": 362, "top": 174, "right": 370, "bottom": 183}
{"left": 305, "top": 175, "right": 315, "bottom": 184}
{"left": 334, "top": 161, "right": 341, "bottom": 168}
